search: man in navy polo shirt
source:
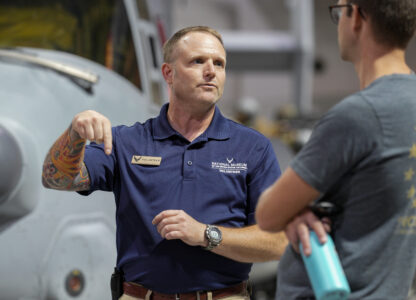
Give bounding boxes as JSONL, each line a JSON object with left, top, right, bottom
{"left": 42, "top": 26, "right": 286, "bottom": 300}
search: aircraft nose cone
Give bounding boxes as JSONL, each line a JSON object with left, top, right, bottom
{"left": 0, "top": 124, "right": 23, "bottom": 203}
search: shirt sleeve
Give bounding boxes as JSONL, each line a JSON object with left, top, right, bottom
{"left": 291, "top": 95, "right": 381, "bottom": 194}
{"left": 247, "top": 139, "right": 281, "bottom": 224}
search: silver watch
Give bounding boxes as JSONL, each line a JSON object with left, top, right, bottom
{"left": 203, "top": 224, "right": 222, "bottom": 250}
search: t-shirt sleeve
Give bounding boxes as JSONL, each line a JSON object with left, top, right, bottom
{"left": 291, "top": 96, "right": 380, "bottom": 193}
{"left": 247, "top": 139, "right": 281, "bottom": 224}
{"left": 77, "top": 128, "right": 117, "bottom": 196}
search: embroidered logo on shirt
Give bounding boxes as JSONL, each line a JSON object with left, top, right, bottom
{"left": 131, "top": 155, "right": 162, "bottom": 166}
{"left": 211, "top": 158, "right": 247, "bottom": 174}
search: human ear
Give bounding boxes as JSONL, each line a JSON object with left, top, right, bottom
{"left": 161, "top": 63, "right": 173, "bottom": 84}
{"left": 350, "top": 5, "right": 364, "bottom": 32}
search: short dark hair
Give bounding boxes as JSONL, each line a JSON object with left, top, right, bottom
{"left": 163, "top": 26, "right": 224, "bottom": 63}
{"left": 349, "top": 0, "right": 416, "bottom": 49}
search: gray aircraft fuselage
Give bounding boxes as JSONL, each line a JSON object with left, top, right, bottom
{"left": 0, "top": 0, "right": 166, "bottom": 298}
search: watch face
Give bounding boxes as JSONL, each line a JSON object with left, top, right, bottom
{"left": 209, "top": 227, "right": 222, "bottom": 243}
{"left": 211, "top": 230, "right": 219, "bottom": 240}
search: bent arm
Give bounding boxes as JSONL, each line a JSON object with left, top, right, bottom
{"left": 42, "top": 110, "right": 112, "bottom": 191}
{"left": 42, "top": 125, "right": 90, "bottom": 191}
{"left": 153, "top": 210, "right": 287, "bottom": 263}
{"left": 212, "top": 224, "right": 288, "bottom": 263}
{"left": 255, "top": 167, "right": 320, "bottom": 232}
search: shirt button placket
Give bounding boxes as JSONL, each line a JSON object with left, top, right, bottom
{"left": 183, "top": 149, "right": 195, "bottom": 180}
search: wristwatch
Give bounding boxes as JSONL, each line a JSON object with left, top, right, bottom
{"left": 203, "top": 224, "right": 222, "bottom": 250}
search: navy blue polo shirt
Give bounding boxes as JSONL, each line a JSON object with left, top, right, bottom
{"left": 80, "top": 103, "right": 281, "bottom": 293}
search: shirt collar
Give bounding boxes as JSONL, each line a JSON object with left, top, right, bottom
{"left": 152, "top": 103, "right": 230, "bottom": 141}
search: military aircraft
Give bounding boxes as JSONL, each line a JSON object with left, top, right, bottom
{"left": 0, "top": 0, "right": 168, "bottom": 299}
{"left": 0, "top": 0, "right": 287, "bottom": 299}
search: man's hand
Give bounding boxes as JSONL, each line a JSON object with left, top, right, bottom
{"left": 71, "top": 110, "right": 113, "bottom": 155}
{"left": 285, "top": 209, "right": 331, "bottom": 256}
{"left": 152, "top": 210, "right": 207, "bottom": 247}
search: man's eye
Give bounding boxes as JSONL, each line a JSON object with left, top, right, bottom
{"left": 214, "top": 61, "right": 224, "bottom": 67}
{"left": 194, "top": 58, "right": 203, "bottom": 64}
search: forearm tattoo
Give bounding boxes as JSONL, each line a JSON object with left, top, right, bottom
{"left": 42, "top": 126, "right": 90, "bottom": 190}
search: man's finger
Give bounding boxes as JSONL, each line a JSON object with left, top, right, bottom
{"left": 309, "top": 217, "right": 328, "bottom": 245}
{"left": 102, "top": 121, "right": 112, "bottom": 155}
{"left": 165, "top": 230, "right": 183, "bottom": 240}
{"left": 156, "top": 216, "right": 179, "bottom": 233}
{"left": 285, "top": 226, "right": 300, "bottom": 253}
{"left": 84, "top": 123, "right": 95, "bottom": 141}
{"left": 152, "top": 210, "right": 179, "bottom": 225}
{"left": 76, "top": 126, "right": 87, "bottom": 140}
{"left": 93, "top": 119, "right": 103, "bottom": 143}
{"left": 321, "top": 217, "right": 332, "bottom": 233}
{"left": 160, "top": 223, "right": 181, "bottom": 238}
{"left": 297, "top": 223, "right": 311, "bottom": 256}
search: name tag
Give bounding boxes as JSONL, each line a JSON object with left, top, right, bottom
{"left": 131, "top": 155, "right": 162, "bottom": 166}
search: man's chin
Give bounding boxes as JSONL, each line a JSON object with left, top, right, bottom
{"left": 198, "top": 95, "right": 221, "bottom": 105}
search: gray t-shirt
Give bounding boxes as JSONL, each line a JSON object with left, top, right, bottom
{"left": 277, "top": 74, "right": 416, "bottom": 300}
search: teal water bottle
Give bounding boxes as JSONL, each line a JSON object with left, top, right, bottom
{"left": 299, "top": 231, "right": 350, "bottom": 300}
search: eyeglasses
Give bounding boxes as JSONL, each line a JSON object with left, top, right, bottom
{"left": 328, "top": 4, "right": 352, "bottom": 24}
{"left": 328, "top": 4, "right": 365, "bottom": 25}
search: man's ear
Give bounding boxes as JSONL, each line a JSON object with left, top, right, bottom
{"left": 161, "top": 63, "right": 173, "bottom": 84}
{"left": 350, "top": 4, "right": 364, "bottom": 32}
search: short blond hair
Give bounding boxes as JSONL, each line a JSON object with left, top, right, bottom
{"left": 163, "top": 26, "right": 224, "bottom": 63}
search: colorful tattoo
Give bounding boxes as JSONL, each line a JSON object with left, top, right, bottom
{"left": 42, "top": 126, "right": 89, "bottom": 190}
{"left": 50, "top": 131, "right": 85, "bottom": 178}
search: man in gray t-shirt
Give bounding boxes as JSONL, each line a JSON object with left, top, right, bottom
{"left": 278, "top": 74, "right": 416, "bottom": 299}
{"left": 256, "top": 0, "right": 416, "bottom": 299}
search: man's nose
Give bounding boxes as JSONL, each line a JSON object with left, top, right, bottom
{"left": 203, "top": 61, "right": 215, "bottom": 78}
